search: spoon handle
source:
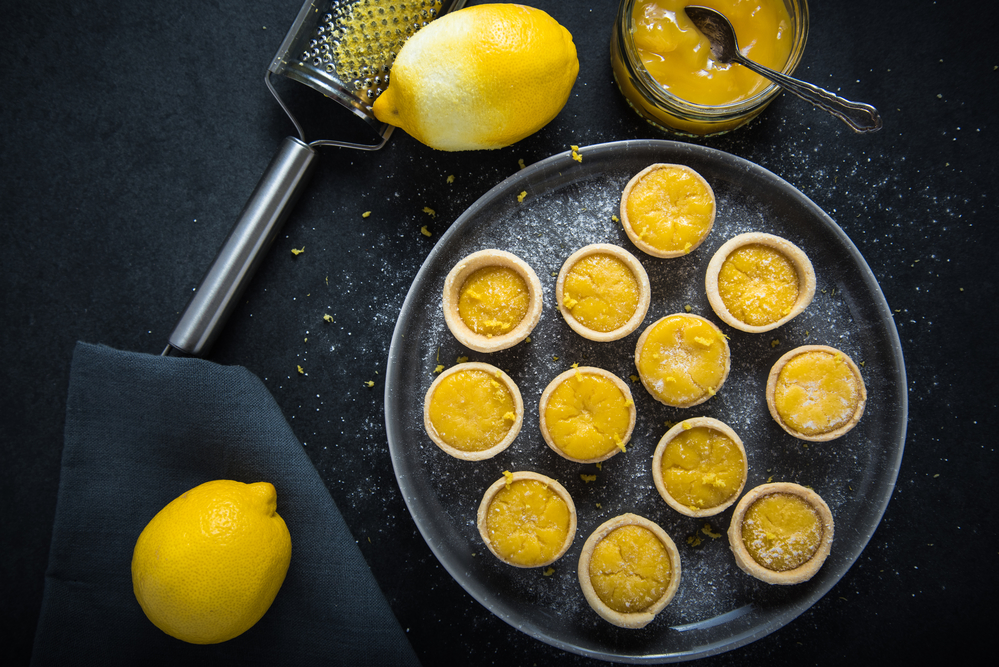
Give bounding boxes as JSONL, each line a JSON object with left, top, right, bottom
{"left": 735, "top": 56, "right": 883, "bottom": 133}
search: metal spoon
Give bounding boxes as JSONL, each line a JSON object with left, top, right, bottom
{"left": 684, "top": 5, "right": 882, "bottom": 133}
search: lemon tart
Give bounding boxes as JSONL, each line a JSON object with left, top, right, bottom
{"left": 705, "top": 232, "right": 816, "bottom": 333}
{"left": 578, "top": 513, "right": 681, "bottom": 628}
{"left": 555, "top": 243, "right": 651, "bottom": 342}
{"left": 477, "top": 471, "right": 577, "bottom": 568}
{"left": 539, "top": 366, "right": 637, "bottom": 463}
{"left": 442, "top": 249, "right": 543, "bottom": 353}
{"left": 766, "top": 345, "right": 867, "bottom": 441}
{"left": 728, "top": 482, "right": 834, "bottom": 585}
{"left": 652, "top": 417, "right": 748, "bottom": 517}
{"left": 620, "top": 163, "right": 716, "bottom": 258}
{"left": 634, "top": 313, "right": 731, "bottom": 407}
{"left": 423, "top": 362, "right": 523, "bottom": 460}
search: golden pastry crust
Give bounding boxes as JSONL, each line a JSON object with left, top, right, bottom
{"left": 634, "top": 313, "right": 731, "bottom": 408}
{"left": 577, "top": 513, "right": 681, "bottom": 629}
{"left": 442, "top": 249, "right": 543, "bottom": 353}
{"left": 423, "top": 362, "right": 524, "bottom": 461}
{"left": 538, "top": 366, "right": 637, "bottom": 464}
{"left": 766, "top": 345, "right": 867, "bottom": 442}
{"left": 651, "top": 417, "right": 748, "bottom": 517}
{"left": 704, "top": 232, "right": 816, "bottom": 333}
{"left": 728, "top": 482, "right": 834, "bottom": 585}
{"left": 620, "top": 163, "right": 716, "bottom": 258}
{"left": 555, "top": 244, "right": 651, "bottom": 342}
{"left": 476, "top": 471, "right": 577, "bottom": 568}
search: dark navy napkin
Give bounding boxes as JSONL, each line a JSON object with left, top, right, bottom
{"left": 32, "top": 342, "right": 420, "bottom": 666}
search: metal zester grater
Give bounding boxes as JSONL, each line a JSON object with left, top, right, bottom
{"left": 163, "top": 0, "right": 467, "bottom": 357}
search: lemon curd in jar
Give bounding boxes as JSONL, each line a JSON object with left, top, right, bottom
{"left": 611, "top": 0, "right": 807, "bottom": 136}
{"left": 634, "top": 0, "right": 792, "bottom": 105}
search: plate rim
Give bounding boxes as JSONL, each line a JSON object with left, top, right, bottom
{"left": 385, "top": 139, "right": 908, "bottom": 662}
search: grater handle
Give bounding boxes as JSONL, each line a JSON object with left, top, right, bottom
{"left": 163, "top": 136, "right": 317, "bottom": 357}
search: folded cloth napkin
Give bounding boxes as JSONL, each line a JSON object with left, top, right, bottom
{"left": 32, "top": 342, "right": 420, "bottom": 666}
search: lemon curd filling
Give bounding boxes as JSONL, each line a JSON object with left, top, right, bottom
{"left": 631, "top": 0, "right": 793, "bottom": 106}
{"left": 741, "top": 492, "right": 822, "bottom": 571}
{"left": 622, "top": 164, "right": 716, "bottom": 257}
{"left": 427, "top": 368, "right": 517, "bottom": 452}
{"left": 660, "top": 425, "right": 745, "bottom": 511}
{"left": 636, "top": 314, "right": 729, "bottom": 407}
{"left": 588, "top": 525, "right": 672, "bottom": 614}
{"left": 543, "top": 369, "right": 634, "bottom": 461}
{"left": 706, "top": 233, "right": 815, "bottom": 333}
{"left": 485, "top": 479, "right": 572, "bottom": 567}
{"left": 562, "top": 253, "right": 640, "bottom": 333}
{"left": 717, "top": 243, "right": 799, "bottom": 327}
{"left": 773, "top": 350, "right": 863, "bottom": 437}
{"left": 728, "top": 482, "right": 834, "bottom": 584}
{"left": 443, "top": 249, "right": 542, "bottom": 353}
{"left": 457, "top": 266, "right": 530, "bottom": 338}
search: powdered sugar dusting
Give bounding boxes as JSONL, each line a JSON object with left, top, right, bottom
{"left": 386, "top": 142, "right": 906, "bottom": 654}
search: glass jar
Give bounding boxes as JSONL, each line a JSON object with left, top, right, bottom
{"left": 611, "top": 0, "right": 809, "bottom": 137}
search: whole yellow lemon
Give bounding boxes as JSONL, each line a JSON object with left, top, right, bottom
{"left": 131, "top": 480, "right": 292, "bottom": 644}
{"left": 372, "top": 3, "right": 579, "bottom": 151}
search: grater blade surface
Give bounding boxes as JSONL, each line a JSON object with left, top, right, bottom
{"left": 268, "top": 0, "right": 467, "bottom": 143}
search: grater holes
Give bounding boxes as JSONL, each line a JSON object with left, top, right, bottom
{"left": 313, "top": 0, "right": 445, "bottom": 103}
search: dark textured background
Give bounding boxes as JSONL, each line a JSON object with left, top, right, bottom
{"left": 2, "top": 0, "right": 996, "bottom": 663}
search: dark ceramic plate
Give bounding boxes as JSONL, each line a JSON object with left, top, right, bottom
{"left": 385, "top": 140, "right": 906, "bottom": 662}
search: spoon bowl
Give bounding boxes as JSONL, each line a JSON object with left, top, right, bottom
{"left": 684, "top": 5, "right": 882, "bottom": 133}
